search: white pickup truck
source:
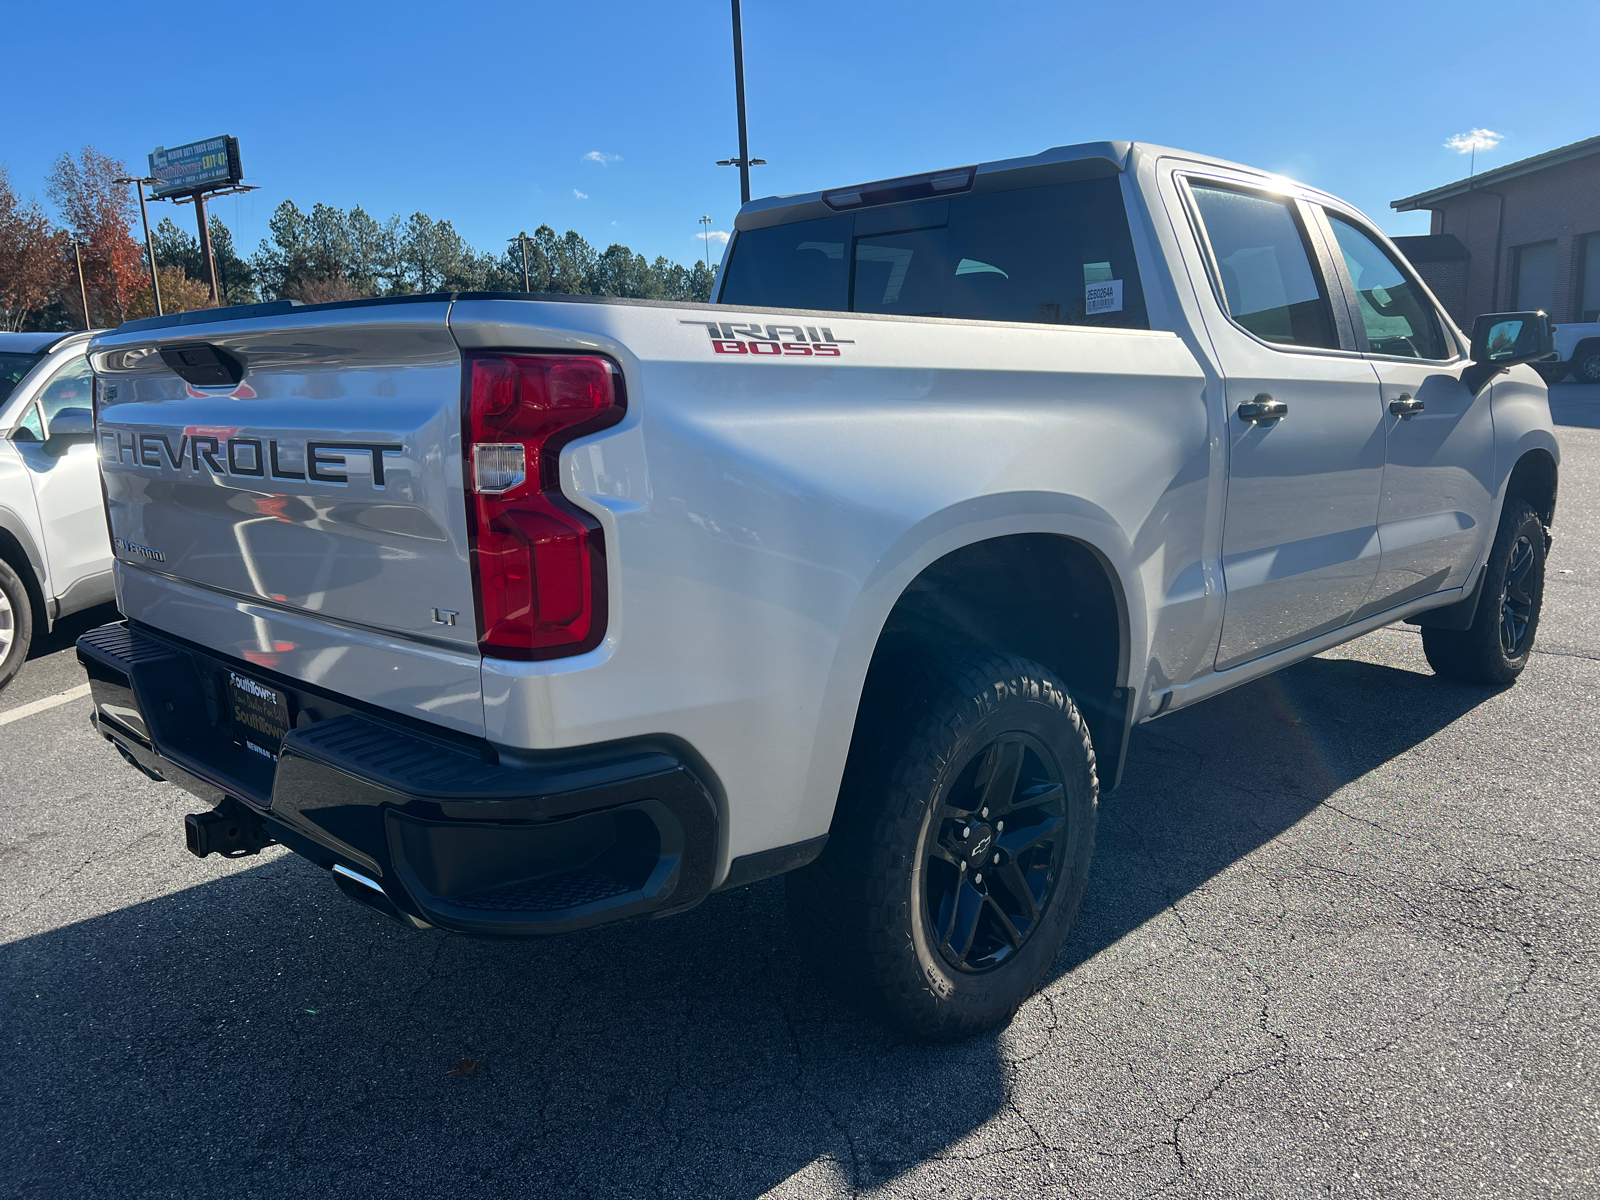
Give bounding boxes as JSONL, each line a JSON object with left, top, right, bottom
{"left": 1547, "top": 320, "right": 1600, "bottom": 384}
{"left": 80, "top": 141, "right": 1559, "bottom": 1039}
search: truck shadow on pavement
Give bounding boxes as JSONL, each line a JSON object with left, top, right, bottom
{"left": 23, "top": 601, "right": 120, "bottom": 664}
{"left": 2, "top": 653, "right": 1499, "bottom": 1198}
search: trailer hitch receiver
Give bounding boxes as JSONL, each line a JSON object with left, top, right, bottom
{"left": 185, "top": 800, "right": 276, "bottom": 859}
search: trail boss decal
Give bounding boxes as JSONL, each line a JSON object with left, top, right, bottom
{"left": 681, "top": 321, "right": 855, "bottom": 358}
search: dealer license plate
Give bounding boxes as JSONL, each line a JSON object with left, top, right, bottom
{"left": 228, "top": 670, "right": 291, "bottom": 759}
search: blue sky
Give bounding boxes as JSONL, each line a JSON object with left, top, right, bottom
{"left": 7, "top": 0, "right": 1597, "bottom": 270}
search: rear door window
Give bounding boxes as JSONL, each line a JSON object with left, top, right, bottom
{"left": 720, "top": 177, "right": 1148, "bottom": 329}
{"left": 1188, "top": 183, "right": 1340, "bottom": 350}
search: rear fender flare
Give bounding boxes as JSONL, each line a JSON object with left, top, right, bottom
{"left": 798, "top": 491, "right": 1141, "bottom": 834}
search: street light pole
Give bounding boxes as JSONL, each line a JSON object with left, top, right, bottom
{"left": 731, "top": 0, "right": 751, "bottom": 205}
{"left": 715, "top": 3, "right": 767, "bottom": 203}
{"left": 699, "top": 216, "right": 714, "bottom": 270}
{"left": 117, "top": 176, "right": 162, "bottom": 317}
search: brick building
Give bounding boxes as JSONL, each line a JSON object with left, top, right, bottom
{"left": 1391, "top": 134, "right": 1600, "bottom": 329}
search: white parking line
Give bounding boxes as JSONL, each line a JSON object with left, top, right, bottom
{"left": 0, "top": 683, "right": 92, "bottom": 727}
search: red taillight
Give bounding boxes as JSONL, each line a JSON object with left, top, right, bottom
{"left": 463, "top": 353, "right": 624, "bottom": 659}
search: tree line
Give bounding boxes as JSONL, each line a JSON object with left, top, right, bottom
{"left": 1, "top": 146, "right": 714, "bottom": 332}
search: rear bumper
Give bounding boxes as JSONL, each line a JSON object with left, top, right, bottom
{"left": 77, "top": 620, "right": 720, "bottom": 936}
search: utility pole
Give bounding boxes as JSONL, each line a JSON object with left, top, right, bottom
{"left": 699, "top": 215, "right": 714, "bottom": 270}
{"left": 715, "top": 0, "right": 765, "bottom": 204}
{"left": 509, "top": 232, "right": 532, "bottom": 292}
{"left": 72, "top": 241, "right": 90, "bottom": 328}
{"left": 117, "top": 176, "right": 163, "bottom": 316}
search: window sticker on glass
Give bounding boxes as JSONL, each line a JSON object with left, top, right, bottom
{"left": 1086, "top": 278, "right": 1123, "bottom": 314}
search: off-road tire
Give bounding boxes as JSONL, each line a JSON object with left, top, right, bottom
{"left": 786, "top": 650, "right": 1098, "bottom": 1040}
{"left": 0, "top": 558, "right": 35, "bottom": 692}
{"left": 1423, "top": 499, "right": 1546, "bottom": 685}
{"left": 1576, "top": 348, "right": 1600, "bottom": 385}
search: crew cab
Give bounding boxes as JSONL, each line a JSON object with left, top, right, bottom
{"left": 79, "top": 142, "right": 1560, "bottom": 1038}
{"left": 0, "top": 331, "right": 113, "bottom": 690}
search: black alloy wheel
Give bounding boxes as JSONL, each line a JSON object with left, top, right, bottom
{"left": 1422, "top": 498, "right": 1546, "bottom": 685}
{"left": 1498, "top": 534, "right": 1537, "bottom": 657}
{"left": 787, "top": 650, "right": 1098, "bottom": 1040}
{"left": 923, "top": 733, "right": 1068, "bottom": 973}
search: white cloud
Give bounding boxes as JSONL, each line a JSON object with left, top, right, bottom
{"left": 695, "top": 230, "right": 731, "bottom": 245}
{"left": 582, "top": 151, "right": 621, "bottom": 165}
{"left": 573, "top": 189, "right": 588, "bottom": 200}
{"left": 1445, "top": 128, "right": 1502, "bottom": 154}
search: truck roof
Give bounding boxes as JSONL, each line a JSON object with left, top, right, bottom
{"left": 734, "top": 140, "right": 1337, "bottom": 231}
{"left": 0, "top": 331, "right": 86, "bottom": 354}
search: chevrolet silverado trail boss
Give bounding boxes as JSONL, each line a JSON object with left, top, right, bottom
{"left": 79, "top": 142, "right": 1559, "bottom": 1039}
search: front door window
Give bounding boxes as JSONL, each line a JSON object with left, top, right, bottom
{"left": 1326, "top": 217, "right": 1448, "bottom": 360}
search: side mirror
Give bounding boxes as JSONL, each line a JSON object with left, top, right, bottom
{"left": 43, "top": 406, "right": 95, "bottom": 456}
{"left": 1465, "top": 310, "right": 1557, "bottom": 394}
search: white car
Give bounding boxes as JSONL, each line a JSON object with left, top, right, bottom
{"left": 0, "top": 331, "right": 115, "bottom": 689}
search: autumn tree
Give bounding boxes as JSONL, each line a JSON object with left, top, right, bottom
{"left": 126, "top": 266, "right": 214, "bottom": 320}
{"left": 46, "top": 147, "right": 147, "bottom": 326}
{"left": 0, "top": 166, "right": 68, "bottom": 332}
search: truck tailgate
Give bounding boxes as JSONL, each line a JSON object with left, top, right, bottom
{"left": 92, "top": 301, "right": 484, "bottom": 735}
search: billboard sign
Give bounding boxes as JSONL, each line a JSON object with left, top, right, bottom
{"left": 148, "top": 136, "right": 242, "bottom": 198}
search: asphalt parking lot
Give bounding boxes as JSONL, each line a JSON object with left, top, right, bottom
{"left": 3, "top": 385, "right": 1597, "bottom": 1199}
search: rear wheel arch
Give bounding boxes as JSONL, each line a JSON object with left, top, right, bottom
{"left": 852, "top": 533, "right": 1132, "bottom": 790}
{"left": 0, "top": 522, "right": 48, "bottom": 632}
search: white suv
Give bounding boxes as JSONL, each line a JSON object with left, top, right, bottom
{"left": 0, "top": 331, "right": 114, "bottom": 689}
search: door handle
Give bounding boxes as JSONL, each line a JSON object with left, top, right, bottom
{"left": 1237, "top": 394, "right": 1289, "bottom": 422}
{"left": 1389, "top": 394, "right": 1425, "bottom": 418}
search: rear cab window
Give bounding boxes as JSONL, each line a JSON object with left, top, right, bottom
{"left": 719, "top": 176, "right": 1149, "bottom": 329}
